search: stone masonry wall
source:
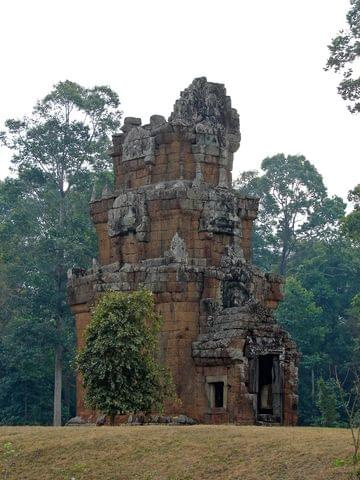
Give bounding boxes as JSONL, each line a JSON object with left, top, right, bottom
{"left": 68, "top": 78, "right": 299, "bottom": 425}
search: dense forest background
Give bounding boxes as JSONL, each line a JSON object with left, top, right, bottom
{"left": 0, "top": 0, "right": 359, "bottom": 426}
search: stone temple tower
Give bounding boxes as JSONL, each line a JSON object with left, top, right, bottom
{"left": 68, "top": 77, "right": 299, "bottom": 425}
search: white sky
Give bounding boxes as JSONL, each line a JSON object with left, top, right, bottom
{"left": 0, "top": 0, "right": 358, "bottom": 200}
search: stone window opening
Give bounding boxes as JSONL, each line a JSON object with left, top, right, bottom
{"left": 205, "top": 375, "right": 227, "bottom": 410}
{"left": 212, "top": 382, "right": 224, "bottom": 408}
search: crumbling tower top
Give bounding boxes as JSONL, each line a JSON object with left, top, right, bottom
{"left": 169, "top": 77, "right": 240, "bottom": 150}
{"left": 110, "top": 77, "right": 241, "bottom": 191}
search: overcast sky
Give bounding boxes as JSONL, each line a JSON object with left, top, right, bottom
{"left": 0, "top": 0, "right": 358, "bottom": 199}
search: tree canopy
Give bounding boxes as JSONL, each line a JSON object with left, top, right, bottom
{"left": 234, "top": 154, "right": 345, "bottom": 275}
{"left": 326, "top": 0, "right": 360, "bottom": 113}
{"left": 343, "top": 184, "right": 360, "bottom": 243}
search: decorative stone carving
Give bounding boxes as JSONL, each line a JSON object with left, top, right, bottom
{"left": 218, "top": 167, "right": 229, "bottom": 188}
{"left": 167, "top": 232, "right": 188, "bottom": 263}
{"left": 222, "top": 280, "right": 249, "bottom": 308}
{"left": 193, "top": 161, "right": 203, "bottom": 186}
{"left": 169, "top": 77, "right": 240, "bottom": 151}
{"left": 108, "top": 192, "right": 149, "bottom": 241}
{"left": 222, "top": 268, "right": 252, "bottom": 308}
{"left": 220, "top": 245, "right": 245, "bottom": 267}
{"left": 199, "top": 195, "right": 241, "bottom": 236}
{"left": 122, "top": 126, "right": 155, "bottom": 164}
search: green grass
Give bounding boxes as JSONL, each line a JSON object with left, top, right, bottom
{"left": 0, "top": 425, "right": 355, "bottom": 480}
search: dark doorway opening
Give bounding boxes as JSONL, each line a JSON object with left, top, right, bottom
{"left": 213, "top": 382, "right": 224, "bottom": 408}
{"left": 258, "top": 355, "right": 273, "bottom": 414}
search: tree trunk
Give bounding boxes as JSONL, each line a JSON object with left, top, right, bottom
{"left": 110, "top": 413, "right": 115, "bottom": 426}
{"left": 279, "top": 240, "right": 288, "bottom": 276}
{"left": 279, "top": 216, "right": 292, "bottom": 276}
{"left": 24, "top": 385, "right": 28, "bottom": 423}
{"left": 311, "top": 367, "right": 315, "bottom": 403}
{"left": 63, "top": 369, "right": 73, "bottom": 419}
{"left": 53, "top": 189, "right": 66, "bottom": 426}
{"left": 53, "top": 342, "right": 63, "bottom": 426}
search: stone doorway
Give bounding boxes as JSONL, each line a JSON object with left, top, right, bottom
{"left": 249, "top": 354, "right": 283, "bottom": 424}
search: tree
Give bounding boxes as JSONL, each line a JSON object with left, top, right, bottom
{"left": 77, "top": 290, "right": 173, "bottom": 425}
{"left": 316, "top": 377, "right": 339, "bottom": 427}
{"left": 235, "top": 154, "right": 345, "bottom": 275}
{"left": 293, "top": 238, "right": 360, "bottom": 369}
{"left": 277, "top": 236, "right": 360, "bottom": 425}
{"left": 1, "top": 81, "right": 122, "bottom": 425}
{"left": 326, "top": 0, "right": 360, "bottom": 113}
{"left": 343, "top": 184, "right": 360, "bottom": 243}
{"left": 276, "top": 277, "right": 328, "bottom": 424}
{"left": 0, "top": 168, "right": 113, "bottom": 424}
{"left": 335, "top": 368, "right": 360, "bottom": 467}
{"left": 0, "top": 316, "right": 55, "bottom": 425}
{"left": 236, "top": 155, "right": 359, "bottom": 426}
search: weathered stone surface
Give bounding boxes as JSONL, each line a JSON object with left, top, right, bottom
{"left": 169, "top": 77, "right": 240, "bottom": 152}
{"left": 68, "top": 78, "right": 299, "bottom": 426}
{"left": 96, "top": 414, "right": 106, "bottom": 426}
{"left": 108, "top": 191, "right": 150, "bottom": 241}
{"left": 121, "top": 117, "right": 142, "bottom": 133}
{"left": 122, "top": 126, "right": 155, "bottom": 164}
{"left": 65, "top": 416, "right": 87, "bottom": 426}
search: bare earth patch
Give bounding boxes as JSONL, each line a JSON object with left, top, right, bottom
{"left": 0, "top": 425, "right": 353, "bottom": 480}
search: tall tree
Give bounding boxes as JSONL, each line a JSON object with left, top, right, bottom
{"left": 326, "top": 0, "right": 360, "bottom": 113}
{"left": 235, "top": 154, "right": 345, "bottom": 275}
{"left": 1, "top": 81, "right": 121, "bottom": 425}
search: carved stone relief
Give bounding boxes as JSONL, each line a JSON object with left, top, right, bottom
{"left": 108, "top": 192, "right": 150, "bottom": 241}
{"left": 122, "top": 126, "right": 155, "bottom": 164}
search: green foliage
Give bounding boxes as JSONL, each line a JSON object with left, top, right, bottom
{"left": 326, "top": 0, "right": 360, "bottom": 113}
{"left": 77, "top": 290, "right": 174, "bottom": 422}
{"left": 277, "top": 277, "right": 328, "bottom": 424}
{"left": 0, "top": 80, "right": 121, "bottom": 424}
{"left": 292, "top": 238, "right": 360, "bottom": 369}
{"left": 343, "top": 185, "right": 360, "bottom": 243}
{"left": 277, "top": 277, "right": 326, "bottom": 357}
{"left": 0, "top": 316, "right": 55, "bottom": 425}
{"left": 1, "top": 80, "right": 122, "bottom": 179}
{"left": 280, "top": 237, "right": 360, "bottom": 425}
{"left": 333, "top": 458, "right": 346, "bottom": 467}
{"left": 235, "top": 154, "right": 345, "bottom": 274}
{"left": 316, "top": 378, "right": 339, "bottom": 427}
{"left": 1, "top": 441, "right": 17, "bottom": 480}
{"left": 238, "top": 154, "right": 359, "bottom": 425}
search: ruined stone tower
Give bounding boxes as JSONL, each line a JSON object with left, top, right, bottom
{"left": 68, "top": 77, "right": 299, "bottom": 425}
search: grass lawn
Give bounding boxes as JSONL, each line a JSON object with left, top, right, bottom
{"left": 0, "top": 425, "right": 354, "bottom": 480}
